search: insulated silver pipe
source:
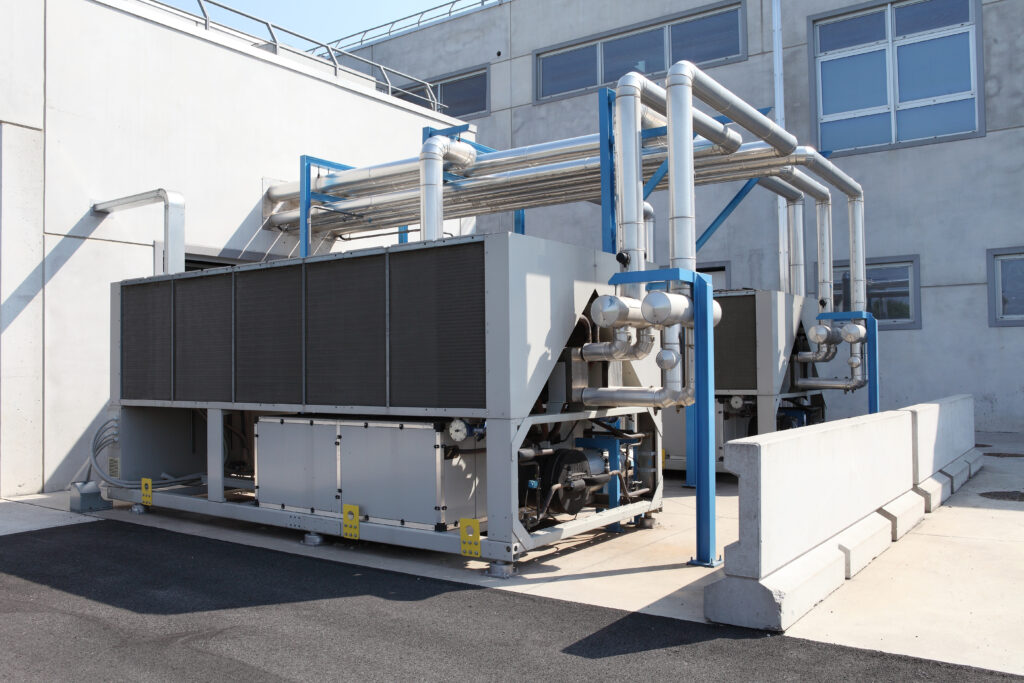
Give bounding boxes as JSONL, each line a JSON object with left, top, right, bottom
{"left": 420, "top": 136, "right": 476, "bottom": 241}
{"left": 581, "top": 323, "right": 694, "bottom": 407}
{"left": 615, "top": 74, "right": 650, "bottom": 300}
{"left": 666, "top": 64, "right": 697, "bottom": 276}
{"left": 788, "top": 200, "right": 805, "bottom": 296}
{"left": 643, "top": 202, "right": 655, "bottom": 264}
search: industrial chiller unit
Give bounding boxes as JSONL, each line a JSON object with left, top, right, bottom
{"left": 99, "top": 62, "right": 874, "bottom": 573}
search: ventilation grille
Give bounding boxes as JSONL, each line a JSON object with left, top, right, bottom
{"left": 174, "top": 274, "right": 232, "bottom": 401}
{"left": 389, "top": 242, "right": 486, "bottom": 408}
{"left": 305, "top": 255, "right": 387, "bottom": 406}
{"left": 118, "top": 241, "right": 487, "bottom": 409}
{"left": 714, "top": 294, "right": 757, "bottom": 391}
{"left": 121, "top": 281, "right": 171, "bottom": 400}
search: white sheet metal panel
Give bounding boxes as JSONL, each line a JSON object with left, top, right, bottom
{"left": 256, "top": 419, "right": 340, "bottom": 514}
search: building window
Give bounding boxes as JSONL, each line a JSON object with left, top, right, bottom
{"left": 398, "top": 69, "right": 488, "bottom": 118}
{"left": 988, "top": 248, "right": 1024, "bottom": 327}
{"left": 536, "top": 4, "right": 743, "bottom": 99}
{"left": 832, "top": 256, "right": 921, "bottom": 329}
{"left": 814, "top": 0, "right": 979, "bottom": 153}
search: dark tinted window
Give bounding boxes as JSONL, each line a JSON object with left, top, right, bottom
{"left": 817, "top": 10, "right": 886, "bottom": 53}
{"left": 670, "top": 9, "right": 742, "bottom": 64}
{"left": 602, "top": 28, "right": 665, "bottom": 82}
{"left": 895, "top": 0, "right": 970, "bottom": 37}
{"left": 441, "top": 72, "right": 488, "bottom": 116}
{"left": 540, "top": 44, "right": 598, "bottom": 97}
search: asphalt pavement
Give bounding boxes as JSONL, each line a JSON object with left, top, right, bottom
{"left": 0, "top": 521, "right": 1015, "bottom": 682}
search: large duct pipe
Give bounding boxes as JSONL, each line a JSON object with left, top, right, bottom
{"left": 787, "top": 200, "right": 805, "bottom": 296}
{"left": 615, "top": 74, "right": 648, "bottom": 300}
{"left": 420, "top": 136, "right": 476, "bottom": 241}
{"left": 666, "top": 63, "right": 698, "bottom": 276}
{"left": 581, "top": 323, "right": 693, "bottom": 408}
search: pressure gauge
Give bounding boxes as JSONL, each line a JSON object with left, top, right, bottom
{"left": 729, "top": 395, "right": 745, "bottom": 411}
{"left": 448, "top": 419, "right": 469, "bottom": 442}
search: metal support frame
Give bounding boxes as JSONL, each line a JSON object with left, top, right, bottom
{"left": 817, "top": 310, "right": 880, "bottom": 413}
{"left": 299, "top": 155, "right": 353, "bottom": 257}
{"left": 92, "top": 189, "right": 186, "bottom": 275}
{"left": 422, "top": 125, "right": 525, "bottom": 235}
{"left": 607, "top": 267, "right": 718, "bottom": 566}
{"left": 599, "top": 88, "right": 617, "bottom": 254}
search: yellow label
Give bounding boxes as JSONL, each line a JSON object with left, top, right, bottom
{"left": 459, "top": 518, "right": 481, "bottom": 558}
{"left": 140, "top": 477, "right": 153, "bottom": 506}
{"left": 342, "top": 504, "right": 360, "bottom": 540}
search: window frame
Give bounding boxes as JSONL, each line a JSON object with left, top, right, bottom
{"left": 533, "top": 0, "right": 747, "bottom": 103}
{"left": 823, "top": 255, "right": 922, "bottom": 330}
{"left": 808, "top": 0, "right": 986, "bottom": 157}
{"left": 396, "top": 65, "right": 490, "bottom": 120}
{"left": 987, "top": 247, "right": 1024, "bottom": 328}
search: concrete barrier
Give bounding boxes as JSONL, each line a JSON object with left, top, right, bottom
{"left": 706, "top": 410, "right": 914, "bottom": 631}
{"left": 901, "top": 395, "right": 982, "bottom": 510}
{"left": 705, "top": 394, "right": 981, "bottom": 631}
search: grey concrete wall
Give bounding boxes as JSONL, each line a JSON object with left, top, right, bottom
{"left": 0, "top": 0, "right": 463, "bottom": 495}
{"left": 353, "top": 0, "right": 1024, "bottom": 430}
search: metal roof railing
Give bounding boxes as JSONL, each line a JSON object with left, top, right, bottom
{"left": 152, "top": 0, "right": 443, "bottom": 111}
{"left": 322, "top": 0, "right": 505, "bottom": 52}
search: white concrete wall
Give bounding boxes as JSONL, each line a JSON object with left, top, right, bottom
{"left": 0, "top": 125, "right": 46, "bottom": 496}
{"left": 0, "top": 0, "right": 462, "bottom": 494}
{"left": 901, "top": 394, "right": 976, "bottom": 485}
{"left": 724, "top": 409, "right": 913, "bottom": 579}
{"left": 354, "top": 0, "right": 1024, "bottom": 431}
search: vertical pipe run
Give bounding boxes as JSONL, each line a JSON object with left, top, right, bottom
{"left": 788, "top": 201, "right": 805, "bottom": 296}
{"left": 666, "top": 63, "right": 697, "bottom": 277}
{"left": 614, "top": 75, "right": 646, "bottom": 299}
{"left": 779, "top": 203, "right": 791, "bottom": 294}
{"left": 817, "top": 200, "right": 834, "bottom": 311}
{"left": 643, "top": 202, "right": 655, "bottom": 265}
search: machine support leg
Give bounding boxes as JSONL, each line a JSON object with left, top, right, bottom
{"left": 207, "top": 408, "right": 225, "bottom": 502}
{"left": 486, "top": 419, "right": 520, "bottom": 560}
{"left": 690, "top": 273, "right": 720, "bottom": 567}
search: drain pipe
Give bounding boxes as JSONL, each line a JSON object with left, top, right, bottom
{"left": 93, "top": 189, "right": 185, "bottom": 275}
{"left": 419, "top": 136, "right": 476, "bottom": 241}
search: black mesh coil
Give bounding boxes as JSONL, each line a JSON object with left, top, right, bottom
{"left": 389, "top": 242, "right": 486, "bottom": 408}
{"left": 174, "top": 274, "right": 232, "bottom": 401}
{"left": 121, "top": 281, "right": 172, "bottom": 400}
{"left": 234, "top": 265, "right": 303, "bottom": 404}
{"left": 305, "top": 255, "right": 387, "bottom": 406}
{"left": 714, "top": 294, "right": 757, "bottom": 391}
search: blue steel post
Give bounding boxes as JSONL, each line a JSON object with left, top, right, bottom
{"left": 866, "top": 314, "right": 880, "bottom": 413}
{"left": 598, "top": 88, "right": 617, "bottom": 254}
{"left": 689, "top": 272, "right": 720, "bottom": 566}
{"left": 684, "top": 404, "right": 697, "bottom": 487}
{"left": 299, "top": 155, "right": 311, "bottom": 258}
{"left": 575, "top": 435, "right": 625, "bottom": 532}
{"left": 513, "top": 210, "right": 525, "bottom": 234}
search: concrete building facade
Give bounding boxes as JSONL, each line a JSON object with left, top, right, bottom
{"left": 0, "top": 0, "right": 461, "bottom": 495}
{"left": 350, "top": 0, "right": 1024, "bottom": 430}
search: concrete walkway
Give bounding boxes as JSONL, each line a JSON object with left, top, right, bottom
{"left": 3, "top": 431, "right": 1022, "bottom": 675}
{"left": 789, "top": 432, "right": 1024, "bottom": 675}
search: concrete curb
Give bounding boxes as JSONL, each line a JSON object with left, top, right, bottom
{"left": 878, "top": 491, "right": 925, "bottom": 541}
{"left": 835, "top": 513, "right": 892, "bottom": 578}
{"left": 964, "top": 448, "right": 985, "bottom": 477}
{"left": 913, "top": 474, "right": 952, "bottom": 512}
{"left": 705, "top": 543, "right": 846, "bottom": 632}
{"left": 940, "top": 456, "right": 971, "bottom": 492}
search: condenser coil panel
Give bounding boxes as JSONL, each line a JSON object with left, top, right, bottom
{"left": 305, "top": 255, "right": 387, "bottom": 406}
{"left": 389, "top": 243, "right": 486, "bottom": 408}
{"left": 174, "top": 273, "right": 232, "bottom": 402}
{"left": 117, "top": 240, "right": 486, "bottom": 410}
{"left": 714, "top": 293, "right": 757, "bottom": 391}
{"left": 121, "top": 281, "right": 172, "bottom": 400}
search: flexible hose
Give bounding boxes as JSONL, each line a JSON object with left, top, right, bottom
{"left": 88, "top": 418, "right": 204, "bottom": 490}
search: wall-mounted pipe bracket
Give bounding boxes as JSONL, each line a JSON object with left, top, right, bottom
{"left": 92, "top": 189, "right": 185, "bottom": 275}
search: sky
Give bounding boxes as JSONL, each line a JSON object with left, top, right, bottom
{"left": 159, "top": 0, "right": 449, "bottom": 45}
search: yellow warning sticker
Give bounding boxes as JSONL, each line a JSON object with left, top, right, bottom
{"left": 459, "top": 518, "right": 481, "bottom": 558}
{"left": 342, "top": 504, "right": 360, "bottom": 540}
{"left": 140, "top": 477, "right": 152, "bottom": 506}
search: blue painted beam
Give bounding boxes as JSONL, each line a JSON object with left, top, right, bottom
{"left": 696, "top": 177, "right": 760, "bottom": 252}
{"left": 643, "top": 160, "right": 669, "bottom": 199}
